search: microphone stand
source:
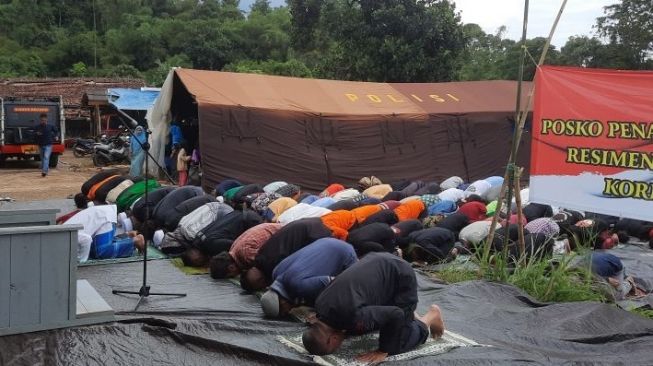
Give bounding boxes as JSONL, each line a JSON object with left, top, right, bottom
{"left": 111, "top": 112, "right": 186, "bottom": 311}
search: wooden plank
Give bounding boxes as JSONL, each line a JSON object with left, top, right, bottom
{"left": 0, "top": 236, "right": 10, "bottom": 329}
{"left": 40, "top": 232, "right": 70, "bottom": 323}
{"left": 9, "top": 233, "right": 41, "bottom": 326}
{"left": 76, "top": 280, "right": 113, "bottom": 319}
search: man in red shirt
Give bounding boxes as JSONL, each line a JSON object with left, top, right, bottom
{"left": 210, "top": 223, "right": 283, "bottom": 279}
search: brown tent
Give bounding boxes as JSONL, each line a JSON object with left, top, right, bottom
{"left": 161, "top": 69, "right": 531, "bottom": 192}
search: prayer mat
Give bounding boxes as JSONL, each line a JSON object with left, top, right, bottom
{"left": 278, "top": 329, "right": 482, "bottom": 366}
{"left": 171, "top": 257, "right": 210, "bottom": 275}
{"left": 78, "top": 246, "right": 167, "bottom": 267}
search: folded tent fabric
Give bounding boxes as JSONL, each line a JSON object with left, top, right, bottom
{"left": 394, "top": 200, "right": 425, "bottom": 222}
{"left": 265, "top": 197, "right": 298, "bottom": 222}
{"left": 277, "top": 203, "right": 331, "bottom": 224}
{"left": 263, "top": 181, "right": 287, "bottom": 194}
{"left": 179, "top": 202, "right": 234, "bottom": 241}
{"left": 362, "top": 184, "right": 393, "bottom": 200}
{"left": 350, "top": 204, "right": 382, "bottom": 224}
{"left": 88, "top": 175, "right": 120, "bottom": 201}
{"left": 440, "top": 176, "right": 464, "bottom": 191}
{"left": 216, "top": 179, "right": 242, "bottom": 196}
{"left": 115, "top": 179, "right": 161, "bottom": 212}
{"left": 319, "top": 183, "right": 345, "bottom": 198}
{"left": 320, "top": 210, "right": 358, "bottom": 240}
{"left": 106, "top": 179, "right": 134, "bottom": 204}
{"left": 458, "top": 201, "right": 488, "bottom": 222}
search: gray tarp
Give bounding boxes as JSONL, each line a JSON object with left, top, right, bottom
{"left": 2, "top": 259, "right": 653, "bottom": 365}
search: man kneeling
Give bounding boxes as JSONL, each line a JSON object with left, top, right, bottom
{"left": 302, "top": 252, "right": 445, "bottom": 363}
{"left": 260, "top": 237, "right": 357, "bottom": 318}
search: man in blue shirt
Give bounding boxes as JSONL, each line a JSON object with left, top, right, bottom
{"left": 260, "top": 238, "right": 357, "bottom": 318}
{"left": 34, "top": 113, "right": 59, "bottom": 177}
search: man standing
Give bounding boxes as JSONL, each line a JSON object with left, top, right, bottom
{"left": 260, "top": 238, "right": 357, "bottom": 318}
{"left": 302, "top": 252, "right": 445, "bottom": 363}
{"left": 34, "top": 113, "right": 58, "bottom": 177}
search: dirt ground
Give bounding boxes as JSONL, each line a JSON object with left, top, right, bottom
{"left": 0, "top": 149, "right": 128, "bottom": 201}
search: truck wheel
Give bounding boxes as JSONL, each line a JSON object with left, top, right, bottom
{"left": 49, "top": 153, "right": 59, "bottom": 168}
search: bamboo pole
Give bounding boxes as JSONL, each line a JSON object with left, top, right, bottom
{"left": 514, "top": 167, "right": 526, "bottom": 256}
{"left": 485, "top": 0, "right": 568, "bottom": 258}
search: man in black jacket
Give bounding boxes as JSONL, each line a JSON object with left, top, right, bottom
{"left": 34, "top": 113, "right": 59, "bottom": 177}
{"left": 302, "top": 252, "right": 445, "bottom": 363}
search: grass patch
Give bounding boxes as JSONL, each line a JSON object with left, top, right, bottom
{"left": 629, "top": 307, "right": 653, "bottom": 319}
{"left": 435, "top": 267, "right": 478, "bottom": 284}
{"left": 430, "top": 236, "right": 606, "bottom": 303}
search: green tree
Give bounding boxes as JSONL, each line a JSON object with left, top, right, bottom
{"left": 69, "top": 61, "right": 88, "bottom": 77}
{"left": 251, "top": 0, "right": 272, "bottom": 14}
{"left": 596, "top": 0, "right": 653, "bottom": 69}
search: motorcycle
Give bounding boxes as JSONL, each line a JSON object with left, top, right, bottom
{"left": 92, "top": 133, "right": 131, "bottom": 167}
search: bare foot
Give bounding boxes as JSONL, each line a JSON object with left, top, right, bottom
{"left": 126, "top": 230, "right": 138, "bottom": 238}
{"left": 416, "top": 304, "right": 445, "bottom": 339}
{"left": 133, "top": 234, "right": 146, "bottom": 253}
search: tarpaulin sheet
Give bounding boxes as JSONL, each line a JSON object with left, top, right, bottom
{"left": 108, "top": 88, "right": 160, "bottom": 111}
{"left": 2, "top": 259, "right": 653, "bottom": 365}
{"left": 160, "top": 69, "right": 532, "bottom": 192}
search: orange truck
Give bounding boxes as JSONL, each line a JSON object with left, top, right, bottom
{"left": 0, "top": 96, "right": 65, "bottom": 168}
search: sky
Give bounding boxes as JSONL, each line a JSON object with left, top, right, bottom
{"left": 450, "top": 0, "right": 617, "bottom": 48}
{"left": 239, "top": 0, "right": 617, "bottom": 48}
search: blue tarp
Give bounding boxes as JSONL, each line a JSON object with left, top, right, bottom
{"left": 108, "top": 88, "right": 160, "bottom": 111}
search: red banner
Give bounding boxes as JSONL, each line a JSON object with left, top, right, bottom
{"left": 529, "top": 66, "right": 653, "bottom": 220}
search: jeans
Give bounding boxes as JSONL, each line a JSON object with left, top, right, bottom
{"left": 39, "top": 144, "right": 52, "bottom": 174}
